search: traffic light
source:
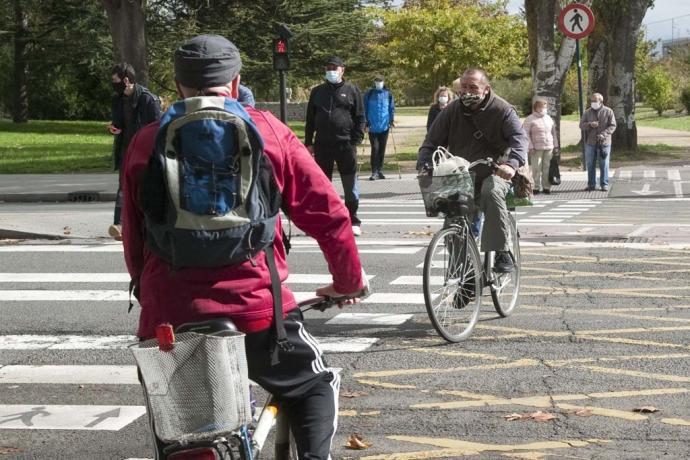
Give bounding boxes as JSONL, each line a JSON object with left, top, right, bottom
{"left": 272, "top": 38, "right": 290, "bottom": 71}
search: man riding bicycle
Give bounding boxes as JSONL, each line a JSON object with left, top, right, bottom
{"left": 121, "top": 35, "right": 366, "bottom": 459}
{"left": 418, "top": 68, "right": 528, "bottom": 273}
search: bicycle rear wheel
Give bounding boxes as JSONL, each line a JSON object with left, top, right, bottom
{"left": 423, "top": 224, "right": 483, "bottom": 342}
{"left": 491, "top": 212, "right": 521, "bottom": 317}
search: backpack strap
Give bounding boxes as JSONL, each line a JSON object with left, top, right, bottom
{"left": 264, "top": 244, "right": 294, "bottom": 365}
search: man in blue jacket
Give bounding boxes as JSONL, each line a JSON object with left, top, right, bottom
{"left": 363, "top": 76, "right": 395, "bottom": 181}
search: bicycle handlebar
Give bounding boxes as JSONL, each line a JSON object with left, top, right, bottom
{"left": 299, "top": 287, "right": 369, "bottom": 313}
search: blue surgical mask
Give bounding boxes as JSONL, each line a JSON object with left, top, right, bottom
{"left": 325, "top": 70, "right": 341, "bottom": 84}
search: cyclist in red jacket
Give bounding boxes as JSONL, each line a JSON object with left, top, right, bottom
{"left": 121, "top": 34, "right": 366, "bottom": 459}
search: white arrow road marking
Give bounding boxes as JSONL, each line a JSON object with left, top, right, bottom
{"left": 631, "top": 184, "right": 659, "bottom": 196}
{"left": 0, "top": 405, "right": 145, "bottom": 430}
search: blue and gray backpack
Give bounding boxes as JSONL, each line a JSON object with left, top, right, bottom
{"left": 140, "top": 96, "right": 292, "bottom": 361}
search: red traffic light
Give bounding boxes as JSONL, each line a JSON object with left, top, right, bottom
{"left": 275, "top": 39, "right": 287, "bottom": 54}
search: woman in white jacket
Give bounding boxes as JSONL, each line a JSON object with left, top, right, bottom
{"left": 522, "top": 97, "right": 559, "bottom": 194}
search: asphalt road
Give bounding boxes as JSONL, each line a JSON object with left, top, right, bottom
{"left": 2, "top": 165, "right": 690, "bottom": 459}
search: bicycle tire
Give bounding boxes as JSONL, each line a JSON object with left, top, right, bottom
{"left": 423, "top": 224, "right": 483, "bottom": 342}
{"left": 491, "top": 213, "right": 521, "bottom": 317}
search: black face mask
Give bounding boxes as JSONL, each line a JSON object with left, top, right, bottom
{"left": 112, "top": 81, "right": 126, "bottom": 95}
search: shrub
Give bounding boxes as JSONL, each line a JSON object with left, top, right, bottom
{"left": 680, "top": 87, "right": 690, "bottom": 114}
{"left": 638, "top": 67, "right": 675, "bottom": 116}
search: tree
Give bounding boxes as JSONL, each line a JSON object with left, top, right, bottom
{"left": 101, "top": 0, "right": 148, "bottom": 85}
{"left": 525, "top": 0, "right": 584, "bottom": 148}
{"left": 12, "top": 0, "right": 29, "bottom": 122}
{"left": 371, "top": 0, "right": 527, "bottom": 101}
{"left": 588, "top": 0, "right": 654, "bottom": 151}
{"left": 638, "top": 67, "right": 674, "bottom": 115}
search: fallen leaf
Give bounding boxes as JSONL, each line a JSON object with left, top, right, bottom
{"left": 345, "top": 433, "right": 372, "bottom": 450}
{"left": 341, "top": 390, "right": 368, "bottom": 398}
{"left": 0, "top": 447, "right": 21, "bottom": 454}
{"left": 504, "top": 411, "right": 557, "bottom": 422}
{"left": 63, "top": 227, "right": 72, "bottom": 235}
{"left": 633, "top": 406, "right": 659, "bottom": 413}
{"left": 565, "top": 408, "right": 593, "bottom": 417}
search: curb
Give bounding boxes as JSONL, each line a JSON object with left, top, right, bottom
{"left": 0, "top": 228, "right": 67, "bottom": 240}
{"left": 0, "top": 191, "right": 117, "bottom": 203}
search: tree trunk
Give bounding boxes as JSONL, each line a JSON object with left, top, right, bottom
{"left": 589, "top": 0, "right": 653, "bottom": 152}
{"left": 525, "top": 0, "right": 581, "bottom": 147}
{"left": 101, "top": 0, "right": 148, "bottom": 85}
{"left": 13, "top": 0, "right": 29, "bottom": 123}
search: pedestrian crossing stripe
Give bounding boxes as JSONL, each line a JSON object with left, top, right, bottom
{"left": 0, "top": 244, "right": 423, "bottom": 253}
{"left": 0, "top": 405, "right": 146, "bottom": 431}
{"left": 0, "top": 334, "right": 379, "bottom": 353}
{"left": 325, "top": 313, "right": 413, "bottom": 326}
{"left": 0, "top": 365, "right": 138, "bottom": 385}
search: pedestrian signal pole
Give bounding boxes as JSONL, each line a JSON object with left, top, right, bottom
{"left": 273, "top": 24, "right": 293, "bottom": 124}
{"left": 558, "top": 3, "right": 595, "bottom": 171}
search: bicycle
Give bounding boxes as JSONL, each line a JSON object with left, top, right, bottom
{"left": 419, "top": 158, "right": 521, "bottom": 343}
{"left": 131, "top": 294, "right": 360, "bottom": 460}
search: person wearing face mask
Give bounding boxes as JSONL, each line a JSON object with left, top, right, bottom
{"left": 418, "top": 68, "right": 528, "bottom": 274}
{"left": 305, "top": 56, "right": 366, "bottom": 236}
{"left": 427, "top": 86, "right": 452, "bottom": 132}
{"left": 522, "top": 97, "right": 559, "bottom": 195}
{"left": 579, "top": 93, "right": 616, "bottom": 191}
{"left": 108, "top": 63, "right": 161, "bottom": 240}
{"left": 363, "top": 76, "right": 395, "bottom": 180}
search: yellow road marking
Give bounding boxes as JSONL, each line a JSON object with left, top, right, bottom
{"left": 353, "top": 359, "right": 540, "bottom": 378}
{"left": 556, "top": 403, "right": 647, "bottom": 421}
{"left": 360, "top": 437, "right": 592, "bottom": 460}
{"left": 356, "top": 379, "right": 417, "bottom": 389}
{"left": 410, "top": 348, "right": 509, "bottom": 360}
{"left": 546, "top": 353, "right": 690, "bottom": 366}
{"left": 339, "top": 409, "right": 380, "bottom": 417}
{"left": 661, "top": 417, "right": 690, "bottom": 426}
{"left": 582, "top": 365, "right": 690, "bottom": 383}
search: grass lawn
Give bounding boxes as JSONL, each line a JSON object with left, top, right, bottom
{"left": 0, "top": 119, "right": 112, "bottom": 173}
{"left": 562, "top": 105, "right": 690, "bottom": 131}
{"left": 396, "top": 106, "right": 430, "bottom": 117}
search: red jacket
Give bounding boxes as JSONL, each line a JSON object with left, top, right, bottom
{"left": 122, "top": 105, "right": 363, "bottom": 338}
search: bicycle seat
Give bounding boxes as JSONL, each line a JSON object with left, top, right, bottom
{"left": 176, "top": 318, "right": 238, "bottom": 336}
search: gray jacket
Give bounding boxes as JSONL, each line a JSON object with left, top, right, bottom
{"left": 418, "top": 90, "right": 528, "bottom": 180}
{"left": 579, "top": 105, "right": 616, "bottom": 145}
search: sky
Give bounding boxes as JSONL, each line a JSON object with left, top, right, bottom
{"left": 505, "top": 0, "right": 690, "bottom": 42}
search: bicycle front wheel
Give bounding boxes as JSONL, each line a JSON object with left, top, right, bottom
{"left": 423, "top": 224, "right": 483, "bottom": 342}
{"left": 491, "top": 212, "right": 521, "bottom": 317}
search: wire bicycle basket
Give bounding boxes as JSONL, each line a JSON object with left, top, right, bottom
{"left": 131, "top": 331, "right": 252, "bottom": 443}
{"left": 418, "top": 170, "right": 475, "bottom": 218}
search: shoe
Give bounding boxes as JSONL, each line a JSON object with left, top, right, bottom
{"left": 493, "top": 251, "right": 514, "bottom": 273}
{"left": 377, "top": 171, "right": 386, "bottom": 179}
{"left": 352, "top": 225, "right": 362, "bottom": 237}
{"left": 453, "top": 277, "right": 476, "bottom": 309}
{"left": 108, "top": 224, "right": 123, "bottom": 241}
{"left": 534, "top": 189, "right": 541, "bottom": 195}
{"left": 584, "top": 186, "right": 595, "bottom": 192}
{"left": 601, "top": 186, "right": 609, "bottom": 191}
{"left": 369, "top": 174, "right": 377, "bottom": 181}
{"left": 543, "top": 189, "right": 551, "bottom": 195}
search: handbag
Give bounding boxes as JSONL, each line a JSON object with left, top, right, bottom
{"left": 431, "top": 147, "right": 470, "bottom": 176}
{"left": 548, "top": 152, "right": 561, "bottom": 186}
{"left": 512, "top": 165, "right": 534, "bottom": 199}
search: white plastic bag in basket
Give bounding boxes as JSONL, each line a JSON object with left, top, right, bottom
{"left": 432, "top": 147, "right": 470, "bottom": 176}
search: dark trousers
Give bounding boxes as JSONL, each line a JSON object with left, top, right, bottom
{"left": 368, "top": 130, "right": 389, "bottom": 174}
{"left": 314, "top": 143, "right": 361, "bottom": 226}
{"left": 142, "top": 310, "right": 339, "bottom": 460}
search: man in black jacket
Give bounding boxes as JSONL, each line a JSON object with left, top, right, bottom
{"left": 305, "top": 56, "right": 365, "bottom": 236}
{"left": 108, "top": 63, "right": 161, "bottom": 240}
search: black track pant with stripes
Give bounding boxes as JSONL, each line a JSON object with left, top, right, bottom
{"left": 142, "top": 309, "right": 340, "bottom": 460}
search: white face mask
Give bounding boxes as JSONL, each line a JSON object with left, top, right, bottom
{"left": 438, "top": 95, "right": 449, "bottom": 105}
{"left": 325, "top": 70, "right": 341, "bottom": 84}
{"left": 591, "top": 101, "right": 601, "bottom": 110}
{"left": 374, "top": 81, "right": 384, "bottom": 90}
{"left": 538, "top": 107, "right": 547, "bottom": 115}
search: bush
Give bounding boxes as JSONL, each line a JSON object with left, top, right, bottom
{"left": 491, "top": 77, "right": 532, "bottom": 116}
{"left": 680, "top": 87, "right": 690, "bottom": 114}
{"left": 638, "top": 67, "right": 675, "bottom": 116}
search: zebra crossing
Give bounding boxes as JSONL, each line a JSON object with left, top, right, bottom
{"left": 614, "top": 167, "right": 690, "bottom": 198}
{"left": 519, "top": 199, "right": 601, "bottom": 224}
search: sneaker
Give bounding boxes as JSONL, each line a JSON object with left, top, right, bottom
{"left": 352, "top": 225, "right": 362, "bottom": 237}
{"left": 601, "top": 185, "right": 609, "bottom": 191}
{"left": 377, "top": 171, "right": 386, "bottom": 179}
{"left": 584, "top": 186, "right": 595, "bottom": 192}
{"left": 369, "top": 174, "right": 377, "bottom": 181}
{"left": 493, "top": 251, "right": 514, "bottom": 273}
{"left": 543, "top": 189, "right": 551, "bottom": 195}
{"left": 108, "top": 224, "right": 123, "bottom": 241}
